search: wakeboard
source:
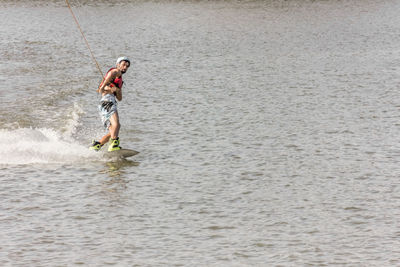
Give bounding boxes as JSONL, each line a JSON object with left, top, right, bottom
{"left": 103, "top": 149, "right": 139, "bottom": 159}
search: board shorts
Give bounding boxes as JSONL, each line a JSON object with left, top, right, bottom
{"left": 98, "top": 94, "right": 117, "bottom": 129}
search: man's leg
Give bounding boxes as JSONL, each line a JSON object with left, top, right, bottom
{"left": 90, "top": 106, "right": 120, "bottom": 151}
{"left": 109, "top": 111, "right": 120, "bottom": 139}
{"left": 99, "top": 133, "right": 111, "bottom": 146}
{"left": 107, "top": 112, "right": 121, "bottom": 151}
{"left": 99, "top": 111, "right": 120, "bottom": 145}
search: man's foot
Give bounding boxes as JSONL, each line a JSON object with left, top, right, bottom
{"left": 108, "top": 138, "right": 121, "bottom": 151}
{"left": 89, "top": 140, "right": 103, "bottom": 151}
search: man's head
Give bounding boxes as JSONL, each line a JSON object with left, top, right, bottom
{"left": 116, "top": 56, "right": 130, "bottom": 74}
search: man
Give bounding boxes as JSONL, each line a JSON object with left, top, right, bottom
{"left": 90, "top": 56, "right": 130, "bottom": 151}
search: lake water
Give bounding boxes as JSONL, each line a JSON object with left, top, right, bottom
{"left": 1, "top": 0, "right": 400, "bottom": 266}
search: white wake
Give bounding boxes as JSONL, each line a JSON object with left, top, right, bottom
{"left": 0, "top": 127, "right": 102, "bottom": 165}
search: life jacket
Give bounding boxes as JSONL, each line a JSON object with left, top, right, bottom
{"left": 99, "top": 68, "right": 123, "bottom": 89}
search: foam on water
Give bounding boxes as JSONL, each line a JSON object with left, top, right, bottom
{"left": 0, "top": 127, "right": 102, "bottom": 165}
{"left": 61, "top": 102, "right": 84, "bottom": 141}
{"left": 0, "top": 99, "right": 110, "bottom": 165}
{"left": 0, "top": 99, "right": 103, "bottom": 165}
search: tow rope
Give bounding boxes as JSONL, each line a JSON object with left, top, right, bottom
{"left": 65, "top": 0, "right": 103, "bottom": 78}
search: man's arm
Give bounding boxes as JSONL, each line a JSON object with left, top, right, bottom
{"left": 114, "top": 86, "right": 122, "bottom": 101}
{"left": 97, "top": 69, "right": 118, "bottom": 94}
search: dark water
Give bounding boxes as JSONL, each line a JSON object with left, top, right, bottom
{"left": 1, "top": 0, "right": 400, "bottom": 265}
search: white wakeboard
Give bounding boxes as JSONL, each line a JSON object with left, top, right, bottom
{"left": 103, "top": 149, "right": 139, "bottom": 159}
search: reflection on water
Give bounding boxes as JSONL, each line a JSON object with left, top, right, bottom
{"left": 100, "top": 159, "right": 140, "bottom": 178}
{"left": 97, "top": 160, "right": 140, "bottom": 204}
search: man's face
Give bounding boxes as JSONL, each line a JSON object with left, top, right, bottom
{"left": 118, "top": 61, "right": 130, "bottom": 74}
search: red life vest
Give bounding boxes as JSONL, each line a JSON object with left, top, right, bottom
{"left": 100, "top": 68, "right": 123, "bottom": 89}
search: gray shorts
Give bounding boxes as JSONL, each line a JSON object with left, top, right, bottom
{"left": 98, "top": 94, "right": 117, "bottom": 129}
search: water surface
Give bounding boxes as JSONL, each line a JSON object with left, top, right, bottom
{"left": 1, "top": 0, "right": 400, "bottom": 265}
